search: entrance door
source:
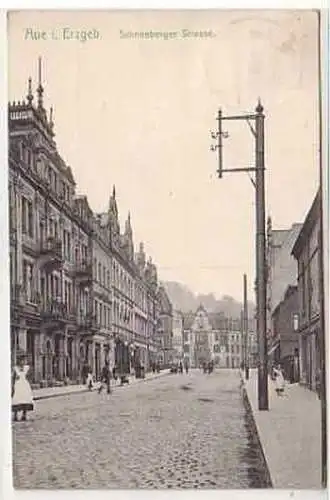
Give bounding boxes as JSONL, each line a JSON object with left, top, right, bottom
{"left": 54, "top": 334, "right": 61, "bottom": 380}
{"left": 95, "top": 344, "right": 100, "bottom": 380}
{"left": 27, "top": 331, "right": 35, "bottom": 382}
{"left": 45, "top": 340, "right": 52, "bottom": 383}
{"left": 67, "top": 337, "right": 73, "bottom": 380}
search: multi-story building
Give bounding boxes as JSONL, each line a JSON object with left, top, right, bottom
{"left": 266, "top": 217, "right": 302, "bottom": 362}
{"left": 156, "top": 286, "right": 173, "bottom": 366}
{"left": 9, "top": 61, "right": 166, "bottom": 386}
{"left": 292, "top": 190, "right": 322, "bottom": 392}
{"left": 271, "top": 285, "right": 300, "bottom": 379}
{"left": 9, "top": 74, "right": 95, "bottom": 386}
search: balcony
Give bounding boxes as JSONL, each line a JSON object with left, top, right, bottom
{"left": 38, "top": 236, "right": 63, "bottom": 272}
{"left": 40, "top": 298, "right": 69, "bottom": 329}
{"left": 78, "top": 313, "right": 99, "bottom": 335}
{"left": 74, "top": 261, "right": 93, "bottom": 288}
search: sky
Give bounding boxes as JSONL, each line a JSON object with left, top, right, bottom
{"left": 8, "top": 10, "right": 320, "bottom": 301}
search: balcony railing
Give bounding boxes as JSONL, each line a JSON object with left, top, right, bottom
{"left": 38, "top": 236, "right": 63, "bottom": 272}
{"left": 78, "top": 313, "right": 99, "bottom": 335}
{"left": 40, "top": 298, "right": 69, "bottom": 324}
{"left": 74, "top": 260, "right": 93, "bottom": 288}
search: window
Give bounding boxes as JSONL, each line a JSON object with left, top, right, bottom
{"left": 53, "top": 171, "right": 57, "bottom": 192}
{"left": 99, "top": 303, "right": 103, "bottom": 326}
{"left": 23, "top": 260, "right": 33, "bottom": 302}
{"left": 54, "top": 276, "right": 60, "bottom": 298}
{"left": 68, "top": 283, "right": 72, "bottom": 312}
{"left": 67, "top": 232, "right": 71, "bottom": 261}
{"left": 98, "top": 263, "right": 102, "bottom": 283}
{"left": 21, "top": 197, "right": 34, "bottom": 238}
{"left": 301, "top": 264, "right": 307, "bottom": 318}
{"left": 103, "top": 266, "right": 106, "bottom": 286}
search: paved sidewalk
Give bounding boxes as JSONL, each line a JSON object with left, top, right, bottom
{"left": 242, "top": 368, "right": 322, "bottom": 489}
{"left": 33, "top": 370, "right": 170, "bottom": 400}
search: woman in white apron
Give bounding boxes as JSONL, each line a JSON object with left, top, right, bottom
{"left": 12, "top": 356, "right": 34, "bottom": 421}
{"left": 273, "top": 364, "right": 285, "bottom": 396}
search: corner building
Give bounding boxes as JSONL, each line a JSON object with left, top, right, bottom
{"left": 9, "top": 63, "right": 164, "bottom": 386}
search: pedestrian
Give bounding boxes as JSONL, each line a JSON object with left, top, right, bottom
{"left": 12, "top": 354, "right": 34, "bottom": 422}
{"left": 112, "top": 364, "right": 118, "bottom": 384}
{"left": 273, "top": 364, "right": 285, "bottom": 396}
{"left": 179, "top": 361, "right": 183, "bottom": 374}
{"left": 98, "top": 361, "right": 111, "bottom": 394}
{"left": 86, "top": 369, "right": 93, "bottom": 391}
{"left": 185, "top": 363, "right": 189, "bottom": 374}
{"left": 293, "top": 348, "right": 300, "bottom": 383}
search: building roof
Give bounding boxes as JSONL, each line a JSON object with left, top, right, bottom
{"left": 292, "top": 189, "right": 321, "bottom": 259}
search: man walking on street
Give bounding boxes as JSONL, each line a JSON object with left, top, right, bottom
{"left": 98, "top": 361, "right": 111, "bottom": 394}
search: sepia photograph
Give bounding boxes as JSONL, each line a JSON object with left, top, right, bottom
{"left": 6, "top": 8, "right": 327, "bottom": 492}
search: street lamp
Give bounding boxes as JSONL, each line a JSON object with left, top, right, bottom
{"left": 211, "top": 100, "right": 268, "bottom": 411}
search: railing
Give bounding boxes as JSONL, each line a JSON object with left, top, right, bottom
{"left": 78, "top": 313, "right": 99, "bottom": 331}
{"left": 39, "top": 236, "right": 63, "bottom": 259}
{"left": 40, "top": 298, "right": 68, "bottom": 320}
{"left": 74, "top": 260, "right": 93, "bottom": 286}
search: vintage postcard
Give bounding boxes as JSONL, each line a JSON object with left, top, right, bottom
{"left": 6, "top": 8, "right": 327, "bottom": 493}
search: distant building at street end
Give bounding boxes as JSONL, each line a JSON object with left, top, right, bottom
{"left": 292, "top": 189, "right": 322, "bottom": 393}
{"left": 266, "top": 218, "right": 303, "bottom": 363}
{"left": 181, "top": 305, "right": 257, "bottom": 369}
{"left": 171, "top": 310, "right": 184, "bottom": 362}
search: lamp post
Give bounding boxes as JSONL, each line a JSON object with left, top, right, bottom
{"left": 211, "top": 100, "right": 268, "bottom": 410}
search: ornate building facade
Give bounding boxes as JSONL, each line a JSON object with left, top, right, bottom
{"left": 182, "top": 306, "right": 257, "bottom": 369}
{"left": 156, "top": 286, "right": 174, "bottom": 366}
{"left": 9, "top": 61, "right": 164, "bottom": 387}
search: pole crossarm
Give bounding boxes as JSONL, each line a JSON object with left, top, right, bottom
{"left": 221, "top": 167, "right": 259, "bottom": 173}
{"left": 221, "top": 114, "right": 256, "bottom": 121}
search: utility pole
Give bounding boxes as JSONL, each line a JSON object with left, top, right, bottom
{"left": 243, "top": 273, "right": 249, "bottom": 380}
{"left": 211, "top": 99, "right": 269, "bottom": 411}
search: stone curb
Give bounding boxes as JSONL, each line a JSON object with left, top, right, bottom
{"left": 33, "top": 370, "right": 171, "bottom": 401}
{"left": 239, "top": 373, "right": 273, "bottom": 488}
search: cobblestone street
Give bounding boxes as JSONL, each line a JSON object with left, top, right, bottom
{"left": 12, "top": 369, "right": 270, "bottom": 489}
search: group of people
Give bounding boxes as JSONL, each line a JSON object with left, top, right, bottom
{"left": 86, "top": 361, "right": 119, "bottom": 394}
{"left": 178, "top": 360, "right": 189, "bottom": 374}
{"left": 201, "top": 360, "right": 214, "bottom": 374}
